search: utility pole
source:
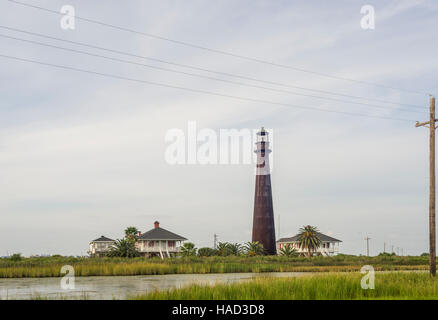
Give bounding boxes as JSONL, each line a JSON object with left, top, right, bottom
{"left": 365, "top": 236, "right": 371, "bottom": 256}
{"left": 213, "top": 234, "right": 218, "bottom": 250}
{"left": 391, "top": 245, "right": 394, "bottom": 254}
{"left": 416, "top": 95, "right": 437, "bottom": 277}
{"left": 384, "top": 242, "right": 386, "bottom": 253}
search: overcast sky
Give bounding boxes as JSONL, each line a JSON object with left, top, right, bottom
{"left": 1, "top": 0, "right": 437, "bottom": 256}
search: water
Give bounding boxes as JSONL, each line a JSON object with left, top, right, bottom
{"left": 0, "top": 272, "right": 310, "bottom": 300}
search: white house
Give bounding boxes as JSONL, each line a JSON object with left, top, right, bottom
{"left": 88, "top": 236, "right": 115, "bottom": 257}
{"left": 136, "top": 221, "right": 187, "bottom": 259}
{"left": 277, "top": 232, "right": 342, "bottom": 256}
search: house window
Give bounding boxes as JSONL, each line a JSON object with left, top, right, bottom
{"left": 148, "top": 241, "right": 154, "bottom": 248}
{"left": 168, "top": 241, "right": 175, "bottom": 247}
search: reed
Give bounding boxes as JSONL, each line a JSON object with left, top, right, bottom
{"left": 0, "top": 255, "right": 429, "bottom": 278}
{"left": 133, "top": 272, "right": 438, "bottom": 300}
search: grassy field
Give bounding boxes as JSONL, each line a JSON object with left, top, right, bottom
{"left": 132, "top": 272, "right": 438, "bottom": 300}
{"left": 0, "top": 255, "right": 430, "bottom": 278}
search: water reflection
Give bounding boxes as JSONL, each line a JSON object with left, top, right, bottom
{"left": 0, "top": 272, "right": 310, "bottom": 300}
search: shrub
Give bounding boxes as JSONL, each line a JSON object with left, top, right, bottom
{"left": 197, "top": 247, "right": 218, "bottom": 257}
{"left": 9, "top": 253, "right": 22, "bottom": 262}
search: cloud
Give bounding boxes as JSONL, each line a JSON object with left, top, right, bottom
{"left": 0, "top": 0, "right": 436, "bottom": 256}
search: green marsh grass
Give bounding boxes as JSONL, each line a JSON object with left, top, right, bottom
{"left": 0, "top": 255, "right": 429, "bottom": 278}
{"left": 133, "top": 272, "right": 438, "bottom": 300}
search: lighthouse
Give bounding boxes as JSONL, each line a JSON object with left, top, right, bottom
{"left": 252, "top": 127, "right": 276, "bottom": 255}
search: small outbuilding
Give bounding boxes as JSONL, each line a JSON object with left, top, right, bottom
{"left": 88, "top": 236, "right": 115, "bottom": 257}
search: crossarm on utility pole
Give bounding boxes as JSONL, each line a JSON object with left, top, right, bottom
{"left": 416, "top": 121, "right": 431, "bottom": 127}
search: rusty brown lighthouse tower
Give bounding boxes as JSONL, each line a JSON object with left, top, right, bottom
{"left": 252, "top": 127, "right": 276, "bottom": 255}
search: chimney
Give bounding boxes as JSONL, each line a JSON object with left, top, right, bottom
{"left": 137, "top": 231, "right": 141, "bottom": 237}
{"left": 154, "top": 221, "right": 160, "bottom": 229}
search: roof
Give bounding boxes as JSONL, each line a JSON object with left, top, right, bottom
{"left": 277, "top": 232, "right": 342, "bottom": 243}
{"left": 138, "top": 227, "right": 187, "bottom": 241}
{"left": 92, "top": 236, "right": 115, "bottom": 242}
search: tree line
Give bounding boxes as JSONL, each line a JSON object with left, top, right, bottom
{"left": 105, "top": 225, "right": 325, "bottom": 258}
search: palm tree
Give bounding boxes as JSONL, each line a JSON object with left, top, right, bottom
{"left": 107, "top": 239, "right": 140, "bottom": 257}
{"left": 124, "top": 226, "right": 139, "bottom": 243}
{"left": 227, "top": 243, "right": 243, "bottom": 256}
{"left": 180, "top": 242, "right": 197, "bottom": 256}
{"left": 217, "top": 242, "right": 231, "bottom": 256}
{"left": 279, "top": 243, "right": 298, "bottom": 257}
{"left": 244, "top": 241, "right": 265, "bottom": 256}
{"left": 297, "top": 225, "right": 321, "bottom": 257}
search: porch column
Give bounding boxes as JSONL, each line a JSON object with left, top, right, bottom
{"left": 159, "top": 241, "right": 163, "bottom": 259}
{"left": 166, "top": 241, "right": 170, "bottom": 258}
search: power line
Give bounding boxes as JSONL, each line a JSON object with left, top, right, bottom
{"left": 7, "top": 0, "right": 429, "bottom": 96}
{"left": 0, "top": 53, "right": 417, "bottom": 122}
{"left": 0, "top": 32, "right": 426, "bottom": 115}
{"left": 0, "top": 25, "right": 426, "bottom": 110}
